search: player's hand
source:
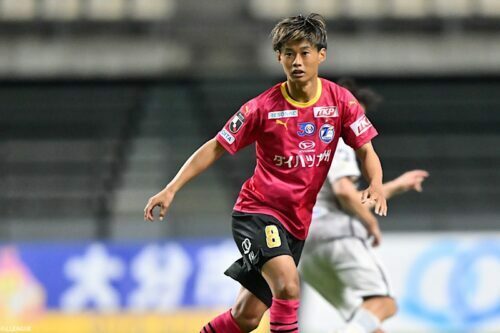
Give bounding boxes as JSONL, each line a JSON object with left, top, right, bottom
{"left": 394, "top": 170, "right": 429, "bottom": 193}
{"left": 361, "top": 184, "right": 387, "bottom": 217}
{"left": 144, "top": 188, "right": 175, "bottom": 222}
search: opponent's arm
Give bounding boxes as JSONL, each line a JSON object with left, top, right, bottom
{"left": 360, "top": 170, "right": 430, "bottom": 210}
{"left": 334, "top": 170, "right": 429, "bottom": 246}
{"left": 383, "top": 170, "right": 429, "bottom": 199}
{"left": 144, "top": 138, "right": 226, "bottom": 221}
{"left": 333, "top": 177, "right": 382, "bottom": 246}
{"left": 355, "top": 142, "right": 387, "bottom": 216}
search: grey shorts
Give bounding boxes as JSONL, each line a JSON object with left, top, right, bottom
{"left": 300, "top": 237, "right": 394, "bottom": 319}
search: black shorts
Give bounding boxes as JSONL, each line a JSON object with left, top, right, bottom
{"left": 224, "top": 210, "right": 305, "bottom": 308}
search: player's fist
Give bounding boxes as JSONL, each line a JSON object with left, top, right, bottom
{"left": 144, "top": 188, "right": 175, "bottom": 222}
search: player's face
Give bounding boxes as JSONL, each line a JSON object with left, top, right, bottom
{"left": 277, "top": 40, "right": 326, "bottom": 84}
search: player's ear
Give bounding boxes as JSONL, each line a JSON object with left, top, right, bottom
{"left": 276, "top": 50, "right": 282, "bottom": 62}
{"left": 318, "top": 48, "right": 326, "bottom": 64}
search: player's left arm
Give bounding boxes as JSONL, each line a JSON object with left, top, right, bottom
{"left": 355, "top": 141, "right": 387, "bottom": 216}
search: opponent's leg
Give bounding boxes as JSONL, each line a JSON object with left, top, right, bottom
{"left": 336, "top": 296, "right": 397, "bottom": 333}
{"left": 330, "top": 237, "right": 397, "bottom": 333}
{"left": 262, "top": 255, "right": 300, "bottom": 333}
{"left": 361, "top": 296, "right": 397, "bottom": 322}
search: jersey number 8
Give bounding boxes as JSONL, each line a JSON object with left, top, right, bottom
{"left": 265, "top": 225, "right": 282, "bottom": 248}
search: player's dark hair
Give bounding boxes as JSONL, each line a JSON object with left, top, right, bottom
{"left": 338, "top": 78, "right": 383, "bottom": 112}
{"left": 271, "top": 13, "right": 327, "bottom": 52}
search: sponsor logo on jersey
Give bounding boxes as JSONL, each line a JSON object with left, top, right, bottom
{"left": 319, "top": 124, "right": 335, "bottom": 143}
{"left": 242, "top": 238, "right": 251, "bottom": 254}
{"left": 274, "top": 149, "right": 332, "bottom": 168}
{"left": 298, "top": 140, "right": 315, "bottom": 151}
{"left": 229, "top": 111, "right": 245, "bottom": 133}
{"left": 268, "top": 110, "right": 298, "bottom": 119}
{"left": 350, "top": 115, "right": 372, "bottom": 136}
{"left": 297, "top": 122, "right": 316, "bottom": 136}
{"left": 275, "top": 118, "right": 290, "bottom": 130}
{"left": 243, "top": 105, "right": 253, "bottom": 116}
{"left": 313, "top": 106, "right": 338, "bottom": 118}
{"left": 219, "top": 128, "right": 235, "bottom": 144}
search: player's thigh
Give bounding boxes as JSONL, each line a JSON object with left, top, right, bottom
{"left": 232, "top": 287, "right": 269, "bottom": 323}
{"left": 334, "top": 238, "right": 392, "bottom": 297}
{"left": 261, "top": 254, "right": 300, "bottom": 293}
{"left": 300, "top": 241, "right": 346, "bottom": 307}
{"left": 262, "top": 255, "right": 299, "bottom": 289}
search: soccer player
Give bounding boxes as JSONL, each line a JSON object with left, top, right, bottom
{"left": 300, "top": 79, "right": 429, "bottom": 333}
{"left": 143, "top": 15, "right": 387, "bottom": 333}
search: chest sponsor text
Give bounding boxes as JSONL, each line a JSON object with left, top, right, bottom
{"left": 313, "top": 106, "right": 339, "bottom": 118}
{"left": 273, "top": 149, "right": 332, "bottom": 169}
{"left": 268, "top": 110, "right": 298, "bottom": 119}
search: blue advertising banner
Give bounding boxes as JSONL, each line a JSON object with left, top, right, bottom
{"left": 2, "top": 234, "right": 499, "bottom": 333}
{"left": 0, "top": 239, "right": 241, "bottom": 314}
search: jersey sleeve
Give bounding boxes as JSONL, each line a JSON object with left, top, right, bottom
{"left": 327, "top": 139, "right": 361, "bottom": 184}
{"left": 340, "top": 90, "right": 378, "bottom": 150}
{"left": 215, "top": 100, "right": 261, "bottom": 155}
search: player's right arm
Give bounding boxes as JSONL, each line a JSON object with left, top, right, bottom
{"left": 144, "top": 138, "right": 226, "bottom": 222}
{"left": 333, "top": 177, "right": 382, "bottom": 246}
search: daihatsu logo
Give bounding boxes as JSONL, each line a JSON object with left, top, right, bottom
{"left": 298, "top": 140, "right": 315, "bottom": 150}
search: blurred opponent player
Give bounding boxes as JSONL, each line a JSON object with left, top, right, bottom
{"left": 144, "top": 15, "right": 387, "bottom": 333}
{"left": 301, "top": 79, "right": 429, "bottom": 333}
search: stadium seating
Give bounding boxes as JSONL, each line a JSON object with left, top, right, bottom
{"left": 346, "top": 0, "right": 387, "bottom": 19}
{"left": 0, "top": 0, "right": 176, "bottom": 21}
{"left": 42, "top": 0, "right": 81, "bottom": 21}
{"left": 433, "top": 0, "right": 472, "bottom": 18}
{"left": 0, "top": 0, "right": 35, "bottom": 20}
{"left": 1, "top": 78, "right": 498, "bottom": 240}
{"left": 390, "top": 0, "right": 429, "bottom": 18}
{"left": 0, "top": 84, "right": 140, "bottom": 240}
{"left": 87, "top": 0, "right": 126, "bottom": 20}
{"left": 367, "top": 79, "right": 500, "bottom": 230}
{"left": 247, "top": 0, "right": 497, "bottom": 20}
{"left": 479, "top": 0, "right": 500, "bottom": 17}
{"left": 110, "top": 84, "right": 233, "bottom": 240}
{"left": 129, "top": 0, "right": 176, "bottom": 20}
{"left": 248, "top": 0, "right": 301, "bottom": 19}
{"left": 302, "top": 0, "right": 344, "bottom": 19}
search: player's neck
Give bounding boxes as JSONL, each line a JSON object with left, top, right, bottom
{"left": 285, "top": 77, "right": 319, "bottom": 104}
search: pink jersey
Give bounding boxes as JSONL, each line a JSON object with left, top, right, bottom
{"left": 216, "top": 78, "right": 377, "bottom": 240}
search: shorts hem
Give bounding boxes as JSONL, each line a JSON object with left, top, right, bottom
{"left": 257, "top": 251, "right": 295, "bottom": 270}
{"left": 360, "top": 293, "right": 395, "bottom": 300}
